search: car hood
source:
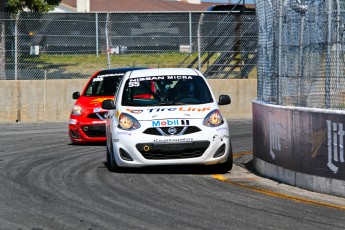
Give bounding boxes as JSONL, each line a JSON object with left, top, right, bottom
{"left": 122, "top": 103, "right": 217, "bottom": 120}
{"left": 76, "top": 96, "right": 113, "bottom": 111}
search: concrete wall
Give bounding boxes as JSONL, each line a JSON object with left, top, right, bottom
{"left": 0, "top": 79, "right": 257, "bottom": 123}
{"left": 253, "top": 100, "right": 345, "bottom": 197}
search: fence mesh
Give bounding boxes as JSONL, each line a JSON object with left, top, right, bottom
{"left": 0, "top": 11, "right": 257, "bottom": 80}
{"left": 256, "top": 0, "right": 345, "bottom": 109}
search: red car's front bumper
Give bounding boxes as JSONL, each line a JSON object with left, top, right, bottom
{"left": 69, "top": 119, "right": 107, "bottom": 144}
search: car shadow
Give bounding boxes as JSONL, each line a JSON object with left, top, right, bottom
{"left": 68, "top": 142, "right": 106, "bottom": 146}
{"left": 102, "top": 162, "right": 231, "bottom": 175}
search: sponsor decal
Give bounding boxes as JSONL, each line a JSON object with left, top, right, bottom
{"left": 147, "top": 107, "right": 178, "bottom": 113}
{"left": 167, "top": 76, "right": 193, "bottom": 80}
{"left": 69, "top": 119, "right": 77, "bottom": 125}
{"left": 126, "top": 108, "right": 143, "bottom": 114}
{"left": 147, "top": 107, "right": 211, "bottom": 113}
{"left": 216, "top": 127, "right": 228, "bottom": 132}
{"left": 130, "top": 76, "right": 165, "bottom": 82}
{"left": 92, "top": 121, "right": 105, "bottom": 124}
{"left": 152, "top": 119, "right": 189, "bottom": 127}
{"left": 152, "top": 119, "right": 179, "bottom": 127}
{"left": 92, "top": 76, "right": 104, "bottom": 82}
{"left": 179, "top": 107, "right": 211, "bottom": 112}
{"left": 326, "top": 120, "right": 345, "bottom": 174}
{"left": 92, "top": 73, "right": 124, "bottom": 82}
{"left": 128, "top": 82, "right": 140, "bottom": 87}
{"left": 181, "top": 120, "right": 190, "bottom": 125}
{"left": 116, "top": 131, "right": 132, "bottom": 136}
{"left": 153, "top": 138, "right": 193, "bottom": 143}
{"left": 129, "top": 76, "right": 193, "bottom": 82}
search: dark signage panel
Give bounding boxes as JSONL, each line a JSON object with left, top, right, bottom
{"left": 253, "top": 102, "right": 345, "bottom": 180}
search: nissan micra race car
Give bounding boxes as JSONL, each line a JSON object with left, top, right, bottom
{"left": 69, "top": 67, "right": 147, "bottom": 144}
{"left": 102, "top": 68, "right": 232, "bottom": 172}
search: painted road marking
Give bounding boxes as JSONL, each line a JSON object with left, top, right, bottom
{"left": 212, "top": 174, "right": 345, "bottom": 211}
{"left": 233, "top": 151, "right": 252, "bottom": 158}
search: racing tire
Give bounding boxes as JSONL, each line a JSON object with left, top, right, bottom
{"left": 216, "top": 144, "right": 233, "bottom": 173}
{"left": 106, "top": 143, "right": 121, "bottom": 172}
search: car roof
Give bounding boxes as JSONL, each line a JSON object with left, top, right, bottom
{"left": 97, "top": 67, "right": 148, "bottom": 76}
{"left": 127, "top": 68, "right": 201, "bottom": 78}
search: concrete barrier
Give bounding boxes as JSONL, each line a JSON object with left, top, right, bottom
{"left": 253, "top": 100, "right": 345, "bottom": 197}
{"left": 0, "top": 79, "right": 257, "bottom": 123}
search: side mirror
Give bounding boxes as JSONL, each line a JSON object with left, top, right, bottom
{"left": 72, "top": 91, "right": 80, "bottom": 100}
{"left": 102, "top": 99, "right": 116, "bottom": 110}
{"left": 218, "top": 95, "right": 231, "bottom": 105}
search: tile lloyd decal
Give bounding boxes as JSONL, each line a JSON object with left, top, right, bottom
{"left": 269, "top": 111, "right": 282, "bottom": 160}
{"left": 326, "top": 120, "right": 345, "bottom": 174}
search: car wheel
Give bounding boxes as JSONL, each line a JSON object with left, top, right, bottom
{"left": 106, "top": 143, "right": 120, "bottom": 172}
{"left": 216, "top": 144, "right": 233, "bottom": 173}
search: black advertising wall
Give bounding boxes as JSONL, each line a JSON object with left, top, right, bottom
{"left": 253, "top": 101, "right": 345, "bottom": 181}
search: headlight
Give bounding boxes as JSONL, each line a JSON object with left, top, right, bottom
{"left": 72, "top": 105, "right": 83, "bottom": 116}
{"left": 118, "top": 113, "right": 141, "bottom": 130}
{"left": 203, "top": 109, "right": 224, "bottom": 127}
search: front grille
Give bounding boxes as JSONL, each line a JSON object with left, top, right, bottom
{"left": 87, "top": 112, "right": 108, "bottom": 120}
{"left": 136, "top": 141, "right": 210, "bottom": 160}
{"left": 81, "top": 125, "right": 106, "bottom": 137}
{"left": 143, "top": 126, "right": 201, "bottom": 136}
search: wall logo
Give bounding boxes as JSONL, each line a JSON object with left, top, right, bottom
{"left": 326, "top": 120, "right": 345, "bottom": 174}
{"left": 269, "top": 112, "right": 282, "bottom": 160}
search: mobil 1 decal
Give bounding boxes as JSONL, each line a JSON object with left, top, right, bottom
{"left": 152, "top": 119, "right": 190, "bottom": 127}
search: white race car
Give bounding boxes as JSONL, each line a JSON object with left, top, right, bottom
{"left": 102, "top": 68, "right": 232, "bottom": 172}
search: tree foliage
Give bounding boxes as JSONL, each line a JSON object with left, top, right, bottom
{"left": 4, "top": 0, "right": 62, "bottom": 13}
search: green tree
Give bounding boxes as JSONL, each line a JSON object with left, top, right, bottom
{"left": 0, "top": 0, "right": 61, "bottom": 79}
{"left": 5, "top": 0, "right": 61, "bottom": 13}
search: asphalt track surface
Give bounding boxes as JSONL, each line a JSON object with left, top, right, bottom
{"left": 0, "top": 119, "right": 344, "bottom": 230}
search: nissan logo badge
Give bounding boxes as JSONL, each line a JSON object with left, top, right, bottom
{"left": 168, "top": 127, "right": 177, "bottom": 135}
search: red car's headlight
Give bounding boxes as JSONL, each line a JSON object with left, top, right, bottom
{"left": 72, "top": 105, "right": 83, "bottom": 116}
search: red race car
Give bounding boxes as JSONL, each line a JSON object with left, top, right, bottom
{"left": 69, "top": 67, "right": 147, "bottom": 144}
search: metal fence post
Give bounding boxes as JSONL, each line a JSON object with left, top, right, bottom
{"left": 14, "top": 13, "right": 18, "bottom": 80}
{"left": 335, "top": 0, "right": 341, "bottom": 89}
{"left": 325, "top": 0, "right": 333, "bottom": 108}
{"left": 189, "top": 12, "right": 192, "bottom": 53}
{"left": 197, "top": 13, "right": 204, "bottom": 71}
{"left": 96, "top": 12, "right": 99, "bottom": 57}
{"left": 277, "top": 0, "right": 283, "bottom": 105}
{"left": 106, "top": 12, "right": 111, "bottom": 69}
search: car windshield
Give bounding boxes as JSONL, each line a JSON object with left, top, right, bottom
{"left": 85, "top": 73, "right": 123, "bottom": 96}
{"left": 121, "top": 75, "right": 213, "bottom": 106}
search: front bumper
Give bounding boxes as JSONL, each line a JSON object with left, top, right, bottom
{"left": 110, "top": 123, "right": 231, "bottom": 167}
{"left": 69, "top": 120, "right": 106, "bottom": 143}
{"left": 136, "top": 141, "right": 210, "bottom": 159}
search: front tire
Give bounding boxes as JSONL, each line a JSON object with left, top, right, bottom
{"left": 216, "top": 143, "right": 233, "bottom": 173}
{"left": 106, "top": 142, "right": 121, "bottom": 172}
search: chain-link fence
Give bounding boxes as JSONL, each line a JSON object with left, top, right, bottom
{"left": 256, "top": 0, "right": 345, "bottom": 109}
{"left": 0, "top": 10, "right": 257, "bottom": 80}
